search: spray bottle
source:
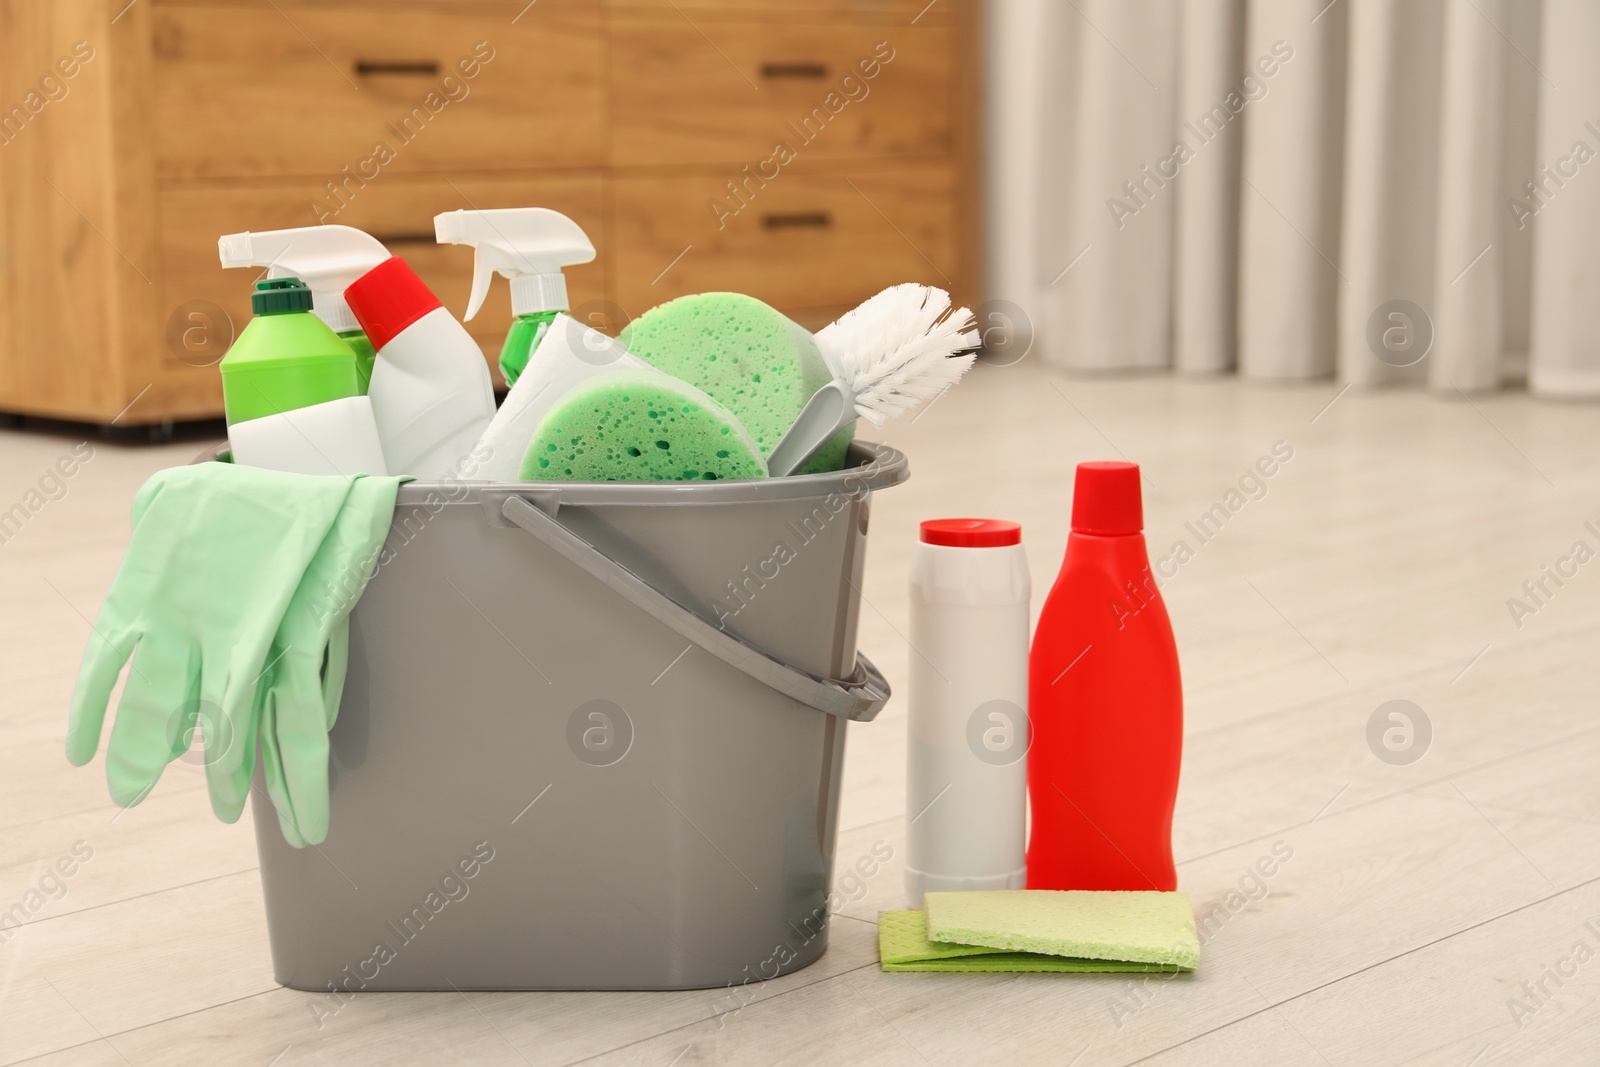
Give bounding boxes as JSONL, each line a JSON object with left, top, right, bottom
{"left": 218, "top": 225, "right": 391, "bottom": 392}
{"left": 432, "top": 208, "right": 596, "bottom": 387}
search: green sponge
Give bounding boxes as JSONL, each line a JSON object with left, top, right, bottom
{"left": 877, "top": 910, "right": 1177, "bottom": 973}
{"left": 923, "top": 890, "right": 1200, "bottom": 969}
{"left": 520, "top": 369, "right": 767, "bottom": 482}
{"left": 620, "top": 293, "right": 853, "bottom": 473}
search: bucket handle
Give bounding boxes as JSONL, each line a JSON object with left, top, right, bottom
{"left": 499, "top": 496, "right": 891, "bottom": 722}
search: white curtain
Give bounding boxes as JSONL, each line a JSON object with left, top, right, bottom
{"left": 988, "top": 0, "right": 1600, "bottom": 396}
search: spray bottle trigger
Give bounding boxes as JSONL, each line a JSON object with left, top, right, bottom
{"left": 465, "top": 248, "right": 494, "bottom": 322}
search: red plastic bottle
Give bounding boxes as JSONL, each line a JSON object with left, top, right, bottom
{"left": 1026, "top": 461, "right": 1182, "bottom": 891}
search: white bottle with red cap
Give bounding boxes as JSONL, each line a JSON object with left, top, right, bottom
{"left": 344, "top": 257, "right": 496, "bottom": 480}
{"left": 905, "top": 518, "right": 1031, "bottom": 906}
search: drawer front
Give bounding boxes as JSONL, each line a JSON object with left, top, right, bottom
{"left": 153, "top": 5, "right": 605, "bottom": 180}
{"left": 609, "top": 20, "right": 952, "bottom": 166}
{"left": 159, "top": 175, "right": 607, "bottom": 384}
{"left": 611, "top": 164, "right": 957, "bottom": 322}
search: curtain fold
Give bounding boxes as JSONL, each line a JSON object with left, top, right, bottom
{"left": 1529, "top": 0, "right": 1600, "bottom": 397}
{"left": 1237, "top": 0, "right": 1346, "bottom": 381}
{"left": 1173, "top": 0, "right": 1246, "bottom": 374}
{"left": 1336, "top": 0, "right": 1443, "bottom": 387}
{"left": 1432, "top": 0, "right": 1506, "bottom": 392}
{"left": 1008, "top": 0, "right": 1586, "bottom": 394}
{"left": 1038, "top": 0, "right": 1178, "bottom": 373}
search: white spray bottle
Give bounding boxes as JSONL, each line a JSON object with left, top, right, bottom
{"left": 218, "top": 225, "right": 391, "bottom": 391}
{"left": 344, "top": 257, "right": 497, "bottom": 481}
{"left": 432, "top": 208, "right": 596, "bottom": 387}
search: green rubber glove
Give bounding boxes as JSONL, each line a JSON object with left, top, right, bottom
{"left": 256, "top": 475, "right": 401, "bottom": 847}
{"left": 66, "top": 463, "right": 358, "bottom": 820}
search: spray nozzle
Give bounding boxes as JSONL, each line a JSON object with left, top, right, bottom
{"left": 218, "top": 225, "right": 390, "bottom": 335}
{"left": 433, "top": 208, "right": 596, "bottom": 321}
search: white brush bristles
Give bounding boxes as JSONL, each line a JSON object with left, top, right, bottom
{"left": 816, "top": 284, "right": 979, "bottom": 427}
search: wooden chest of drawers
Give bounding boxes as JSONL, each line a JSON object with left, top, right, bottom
{"left": 0, "top": 0, "right": 977, "bottom": 426}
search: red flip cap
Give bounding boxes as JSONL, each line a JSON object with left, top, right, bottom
{"left": 344, "top": 257, "right": 443, "bottom": 352}
{"left": 1071, "top": 461, "right": 1143, "bottom": 535}
{"left": 920, "top": 518, "right": 1022, "bottom": 548}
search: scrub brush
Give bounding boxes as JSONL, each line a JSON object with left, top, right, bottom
{"left": 766, "top": 284, "right": 979, "bottom": 476}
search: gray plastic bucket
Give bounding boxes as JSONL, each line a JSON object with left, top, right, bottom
{"left": 236, "top": 442, "right": 907, "bottom": 992}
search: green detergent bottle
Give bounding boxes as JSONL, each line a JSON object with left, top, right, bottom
{"left": 433, "top": 208, "right": 597, "bottom": 386}
{"left": 221, "top": 278, "right": 360, "bottom": 423}
{"left": 220, "top": 277, "right": 388, "bottom": 476}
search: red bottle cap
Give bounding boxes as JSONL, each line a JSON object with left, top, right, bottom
{"left": 344, "top": 257, "right": 443, "bottom": 352}
{"left": 920, "top": 518, "right": 1022, "bottom": 548}
{"left": 1071, "top": 461, "right": 1143, "bottom": 534}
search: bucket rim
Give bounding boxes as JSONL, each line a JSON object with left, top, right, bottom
{"left": 197, "top": 440, "right": 909, "bottom": 506}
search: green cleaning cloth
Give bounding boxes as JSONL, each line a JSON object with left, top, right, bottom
{"left": 620, "top": 292, "right": 853, "bottom": 474}
{"left": 877, "top": 911, "right": 1179, "bottom": 973}
{"left": 879, "top": 891, "right": 1200, "bottom": 974}
{"left": 66, "top": 462, "right": 403, "bottom": 845}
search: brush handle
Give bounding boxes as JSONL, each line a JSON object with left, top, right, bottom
{"left": 766, "top": 380, "right": 856, "bottom": 476}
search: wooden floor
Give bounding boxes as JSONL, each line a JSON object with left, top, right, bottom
{"left": 3, "top": 360, "right": 1599, "bottom": 1065}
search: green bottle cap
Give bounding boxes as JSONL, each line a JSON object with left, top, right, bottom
{"left": 252, "top": 277, "right": 315, "bottom": 315}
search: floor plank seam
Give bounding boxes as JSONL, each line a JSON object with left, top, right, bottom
{"left": 1184, "top": 611, "right": 1600, "bottom": 741}
{"left": 1174, "top": 721, "right": 1600, "bottom": 868}
{"left": 1185, "top": 658, "right": 1482, "bottom": 740}
{"left": 0, "top": 867, "right": 260, "bottom": 937}
{"left": 0, "top": 783, "right": 216, "bottom": 835}
{"left": 838, "top": 813, "right": 900, "bottom": 837}
{"left": 0, "top": 801, "right": 127, "bottom": 834}
{"left": 1121, "top": 873, "right": 1600, "bottom": 1066}
{"left": 1471, "top": 798, "right": 1600, "bottom": 833}
{"left": 3, "top": 987, "right": 280, "bottom": 1067}
{"left": 831, "top": 911, "right": 881, "bottom": 928}
{"left": 559, "top": 960, "right": 885, "bottom": 1066}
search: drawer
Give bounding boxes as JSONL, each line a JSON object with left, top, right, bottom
{"left": 159, "top": 174, "right": 607, "bottom": 385}
{"left": 152, "top": 4, "right": 605, "bottom": 180}
{"left": 610, "top": 164, "right": 958, "bottom": 322}
{"left": 609, "top": 19, "right": 952, "bottom": 166}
